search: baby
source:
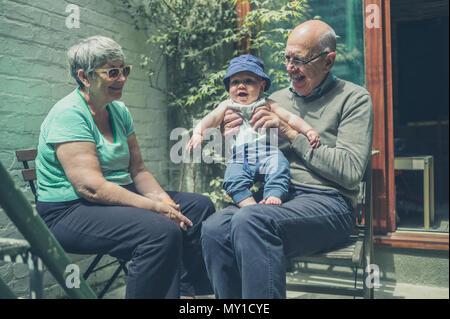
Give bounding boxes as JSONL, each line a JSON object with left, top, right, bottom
{"left": 187, "top": 54, "right": 320, "bottom": 207}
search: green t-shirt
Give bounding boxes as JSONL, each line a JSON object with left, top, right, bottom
{"left": 36, "top": 88, "right": 135, "bottom": 202}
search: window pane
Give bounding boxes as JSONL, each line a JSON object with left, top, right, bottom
{"left": 262, "top": 0, "right": 366, "bottom": 94}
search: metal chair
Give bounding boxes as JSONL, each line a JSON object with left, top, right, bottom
{"left": 15, "top": 149, "right": 128, "bottom": 299}
{"left": 0, "top": 238, "right": 43, "bottom": 299}
{"left": 286, "top": 157, "right": 374, "bottom": 299}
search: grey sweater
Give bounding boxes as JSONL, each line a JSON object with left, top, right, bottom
{"left": 270, "top": 77, "right": 374, "bottom": 207}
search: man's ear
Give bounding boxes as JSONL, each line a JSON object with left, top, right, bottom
{"left": 324, "top": 52, "right": 336, "bottom": 72}
{"left": 77, "top": 69, "right": 90, "bottom": 88}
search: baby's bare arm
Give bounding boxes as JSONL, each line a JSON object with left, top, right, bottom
{"left": 193, "top": 99, "right": 230, "bottom": 134}
{"left": 268, "top": 100, "right": 313, "bottom": 135}
{"left": 187, "top": 100, "right": 231, "bottom": 152}
{"left": 268, "top": 99, "right": 321, "bottom": 148}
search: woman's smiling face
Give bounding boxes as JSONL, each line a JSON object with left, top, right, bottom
{"left": 89, "top": 59, "right": 127, "bottom": 104}
{"left": 229, "top": 71, "right": 265, "bottom": 105}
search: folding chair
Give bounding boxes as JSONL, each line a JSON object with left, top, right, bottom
{"left": 0, "top": 238, "right": 43, "bottom": 298}
{"left": 15, "top": 149, "right": 128, "bottom": 299}
{"left": 286, "top": 157, "right": 374, "bottom": 299}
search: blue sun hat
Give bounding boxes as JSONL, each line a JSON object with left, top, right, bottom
{"left": 223, "top": 54, "right": 271, "bottom": 92}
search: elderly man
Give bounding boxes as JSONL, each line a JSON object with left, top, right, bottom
{"left": 200, "top": 20, "right": 374, "bottom": 299}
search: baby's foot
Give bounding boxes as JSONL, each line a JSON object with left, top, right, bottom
{"left": 264, "top": 196, "right": 282, "bottom": 205}
{"left": 237, "top": 196, "right": 257, "bottom": 207}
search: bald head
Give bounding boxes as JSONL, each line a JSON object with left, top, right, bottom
{"left": 287, "top": 20, "right": 336, "bottom": 53}
{"left": 284, "top": 20, "right": 337, "bottom": 96}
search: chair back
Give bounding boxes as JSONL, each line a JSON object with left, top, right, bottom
{"left": 15, "top": 149, "right": 38, "bottom": 199}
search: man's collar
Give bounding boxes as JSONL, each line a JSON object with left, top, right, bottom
{"left": 289, "top": 72, "right": 336, "bottom": 98}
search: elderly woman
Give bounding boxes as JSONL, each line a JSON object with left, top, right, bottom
{"left": 35, "top": 36, "right": 214, "bottom": 298}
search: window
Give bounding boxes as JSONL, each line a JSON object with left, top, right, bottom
{"left": 365, "top": 0, "right": 449, "bottom": 250}
{"left": 391, "top": 5, "right": 449, "bottom": 233}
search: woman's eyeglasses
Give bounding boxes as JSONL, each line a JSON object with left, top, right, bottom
{"left": 94, "top": 65, "right": 133, "bottom": 80}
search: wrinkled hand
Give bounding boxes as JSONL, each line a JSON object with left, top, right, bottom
{"left": 249, "top": 107, "right": 298, "bottom": 141}
{"left": 154, "top": 201, "right": 193, "bottom": 231}
{"left": 306, "top": 129, "right": 321, "bottom": 148}
{"left": 248, "top": 107, "right": 281, "bottom": 134}
{"left": 221, "top": 109, "right": 242, "bottom": 137}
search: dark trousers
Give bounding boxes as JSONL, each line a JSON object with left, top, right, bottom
{"left": 201, "top": 185, "right": 355, "bottom": 299}
{"left": 37, "top": 185, "right": 214, "bottom": 298}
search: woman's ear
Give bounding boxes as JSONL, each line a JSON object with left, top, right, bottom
{"left": 77, "top": 69, "right": 90, "bottom": 88}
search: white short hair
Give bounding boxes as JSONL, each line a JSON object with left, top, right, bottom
{"left": 317, "top": 29, "right": 336, "bottom": 53}
{"left": 67, "top": 36, "right": 125, "bottom": 88}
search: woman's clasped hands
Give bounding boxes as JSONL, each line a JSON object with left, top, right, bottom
{"left": 147, "top": 194, "right": 193, "bottom": 231}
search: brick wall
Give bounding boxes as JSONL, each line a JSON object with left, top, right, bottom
{"left": 0, "top": 0, "right": 171, "bottom": 298}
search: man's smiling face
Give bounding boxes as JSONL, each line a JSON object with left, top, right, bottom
{"left": 285, "top": 45, "right": 329, "bottom": 97}
{"left": 285, "top": 21, "right": 336, "bottom": 96}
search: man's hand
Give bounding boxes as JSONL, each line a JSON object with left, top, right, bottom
{"left": 221, "top": 109, "right": 242, "bottom": 137}
{"left": 249, "top": 107, "right": 299, "bottom": 143}
{"left": 249, "top": 107, "right": 280, "bottom": 134}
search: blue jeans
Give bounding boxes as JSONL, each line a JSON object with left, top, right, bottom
{"left": 222, "top": 143, "right": 290, "bottom": 204}
{"left": 201, "top": 185, "right": 355, "bottom": 299}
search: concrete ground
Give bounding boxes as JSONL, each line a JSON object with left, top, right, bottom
{"left": 103, "top": 246, "right": 449, "bottom": 299}
{"left": 103, "top": 276, "right": 449, "bottom": 299}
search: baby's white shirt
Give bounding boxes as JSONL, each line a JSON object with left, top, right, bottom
{"left": 227, "top": 98, "right": 268, "bottom": 148}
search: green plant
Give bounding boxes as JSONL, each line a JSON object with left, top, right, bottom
{"left": 123, "top": 0, "right": 310, "bottom": 209}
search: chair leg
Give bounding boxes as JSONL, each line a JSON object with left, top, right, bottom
{"left": 28, "top": 255, "right": 43, "bottom": 299}
{"left": 97, "top": 263, "right": 126, "bottom": 299}
{"left": 83, "top": 254, "right": 104, "bottom": 280}
{"left": 83, "top": 255, "right": 128, "bottom": 299}
{"left": 121, "top": 261, "right": 128, "bottom": 276}
{"left": 353, "top": 266, "right": 359, "bottom": 299}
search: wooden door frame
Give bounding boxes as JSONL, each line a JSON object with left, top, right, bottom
{"left": 364, "top": 0, "right": 396, "bottom": 234}
{"left": 364, "top": 0, "right": 449, "bottom": 250}
{"left": 236, "top": 0, "right": 251, "bottom": 52}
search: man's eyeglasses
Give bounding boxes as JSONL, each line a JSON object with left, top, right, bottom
{"left": 283, "top": 51, "right": 329, "bottom": 68}
{"left": 94, "top": 65, "right": 133, "bottom": 80}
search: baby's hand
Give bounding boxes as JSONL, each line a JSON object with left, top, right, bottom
{"left": 186, "top": 132, "right": 203, "bottom": 153}
{"left": 305, "top": 129, "right": 321, "bottom": 148}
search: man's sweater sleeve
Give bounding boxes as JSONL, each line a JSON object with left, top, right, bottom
{"left": 290, "top": 93, "right": 374, "bottom": 190}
